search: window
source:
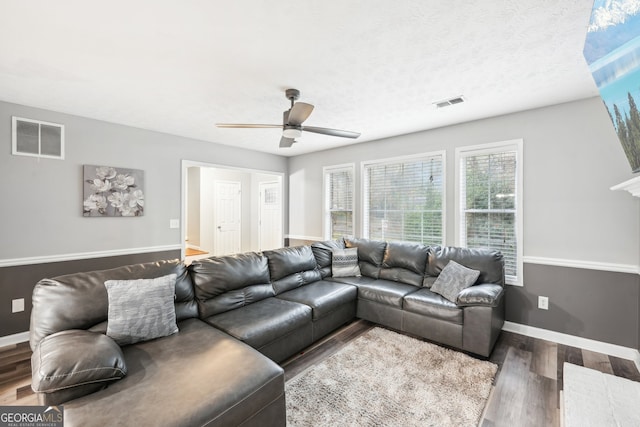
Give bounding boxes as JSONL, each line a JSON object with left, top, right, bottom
{"left": 324, "top": 164, "right": 355, "bottom": 239}
{"left": 12, "top": 116, "right": 65, "bottom": 159}
{"left": 456, "top": 140, "right": 523, "bottom": 285}
{"left": 363, "top": 152, "right": 445, "bottom": 246}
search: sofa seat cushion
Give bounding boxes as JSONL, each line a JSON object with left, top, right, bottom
{"left": 62, "top": 319, "right": 284, "bottom": 427}
{"left": 357, "top": 279, "right": 420, "bottom": 308}
{"left": 327, "top": 276, "right": 380, "bottom": 287}
{"left": 403, "top": 288, "right": 463, "bottom": 325}
{"left": 203, "top": 298, "right": 311, "bottom": 349}
{"left": 277, "top": 281, "right": 357, "bottom": 320}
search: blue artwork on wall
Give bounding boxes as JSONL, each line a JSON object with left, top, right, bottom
{"left": 584, "top": 0, "right": 640, "bottom": 172}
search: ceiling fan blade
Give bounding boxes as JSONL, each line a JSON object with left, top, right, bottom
{"left": 287, "top": 102, "right": 314, "bottom": 126}
{"left": 279, "top": 136, "right": 296, "bottom": 148}
{"left": 302, "top": 126, "right": 361, "bottom": 139}
{"left": 216, "top": 123, "right": 281, "bottom": 128}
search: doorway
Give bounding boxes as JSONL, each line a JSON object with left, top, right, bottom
{"left": 182, "top": 161, "right": 284, "bottom": 261}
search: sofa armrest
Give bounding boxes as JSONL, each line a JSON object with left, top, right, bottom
{"left": 456, "top": 283, "right": 504, "bottom": 307}
{"left": 32, "top": 329, "right": 127, "bottom": 405}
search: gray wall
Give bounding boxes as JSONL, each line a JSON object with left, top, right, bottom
{"left": 288, "top": 97, "right": 640, "bottom": 349}
{"left": 0, "top": 100, "right": 288, "bottom": 337}
{"left": 0, "top": 100, "right": 288, "bottom": 259}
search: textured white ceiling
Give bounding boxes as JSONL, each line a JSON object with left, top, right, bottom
{"left": 0, "top": 0, "right": 598, "bottom": 156}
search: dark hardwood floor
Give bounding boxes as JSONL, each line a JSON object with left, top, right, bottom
{"left": 2, "top": 321, "right": 639, "bottom": 426}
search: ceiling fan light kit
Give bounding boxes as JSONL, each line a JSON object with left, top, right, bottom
{"left": 216, "top": 88, "right": 361, "bottom": 148}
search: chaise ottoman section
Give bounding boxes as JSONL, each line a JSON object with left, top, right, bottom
{"left": 203, "top": 297, "right": 313, "bottom": 363}
{"left": 62, "top": 318, "right": 285, "bottom": 427}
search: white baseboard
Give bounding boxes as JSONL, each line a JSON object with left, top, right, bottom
{"left": 0, "top": 331, "right": 29, "bottom": 348}
{"left": 503, "top": 321, "right": 640, "bottom": 371}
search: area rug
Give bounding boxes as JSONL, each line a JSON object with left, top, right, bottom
{"left": 285, "top": 327, "right": 497, "bottom": 426}
{"left": 563, "top": 362, "right": 640, "bottom": 427}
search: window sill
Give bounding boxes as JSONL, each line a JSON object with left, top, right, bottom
{"left": 611, "top": 176, "right": 640, "bottom": 198}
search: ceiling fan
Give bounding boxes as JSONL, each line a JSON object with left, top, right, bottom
{"left": 216, "top": 88, "right": 361, "bottom": 148}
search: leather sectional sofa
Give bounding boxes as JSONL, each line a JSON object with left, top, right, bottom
{"left": 29, "top": 237, "right": 505, "bottom": 426}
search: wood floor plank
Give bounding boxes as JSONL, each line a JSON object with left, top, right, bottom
{"left": 531, "top": 339, "right": 557, "bottom": 380}
{"left": 521, "top": 372, "right": 559, "bottom": 427}
{"left": 609, "top": 355, "right": 640, "bottom": 382}
{"left": 482, "top": 347, "right": 532, "bottom": 426}
{"left": 557, "top": 344, "right": 583, "bottom": 394}
{"left": 581, "top": 349, "right": 614, "bottom": 374}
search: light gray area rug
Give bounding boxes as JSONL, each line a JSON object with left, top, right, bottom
{"left": 286, "top": 327, "right": 497, "bottom": 426}
{"left": 563, "top": 362, "right": 640, "bottom": 427}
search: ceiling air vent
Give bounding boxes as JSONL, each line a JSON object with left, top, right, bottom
{"left": 433, "top": 96, "right": 465, "bottom": 109}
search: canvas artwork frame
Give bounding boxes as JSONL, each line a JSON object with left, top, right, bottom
{"left": 83, "top": 165, "right": 145, "bottom": 216}
{"left": 583, "top": 0, "right": 640, "bottom": 173}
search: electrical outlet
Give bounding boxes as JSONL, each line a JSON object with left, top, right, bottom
{"left": 169, "top": 219, "right": 180, "bottom": 229}
{"left": 12, "top": 298, "right": 24, "bottom": 313}
{"left": 538, "top": 296, "right": 549, "bottom": 310}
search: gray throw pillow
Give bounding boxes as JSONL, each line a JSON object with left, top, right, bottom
{"left": 430, "top": 260, "right": 480, "bottom": 303}
{"left": 105, "top": 274, "right": 179, "bottom": 346}
{"left": 332, "top": 248, "right": 361, "bottom": 277}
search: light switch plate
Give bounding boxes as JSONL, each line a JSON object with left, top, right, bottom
{"left": 12, "top": 298, "right": 24, "bottom": 313}
{"left": 169, "top": 219, "right": 180, "bottom": 229}
{"left": 538, "top": 296, "right": 549, "bottom": 310}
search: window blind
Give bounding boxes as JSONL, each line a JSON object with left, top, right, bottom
{"left": 459, "top": 150, "right": 518, "bottom": 279}
{"left": 363, "top": 154, "right": 444, "bottom": 246}
{"left": 324, "top": 166, "right": 354, "bottom": 239}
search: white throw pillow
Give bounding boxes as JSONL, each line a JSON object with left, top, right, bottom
{"left": 332, "top": 248, "right": 361, "bottom": 278}
{"left": 430, "top": 260, "right": 480, "bottom": 303}
{"left": 104, "top": 274, "right": 179, "bottom": 346}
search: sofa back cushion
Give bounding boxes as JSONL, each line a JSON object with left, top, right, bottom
{"left": 189, "top": 252, "right": 273, "bottom": 318}
{"left": 311, "top": 239, "right": 345, "bottom": 278}
{"left": 379, "top": 241, "right": 430, "bottom": 287}
{"left": 263, "top": 246, "right": 321, "bottom": 294}
{"left": 344, "top": 237, "right": 387, "bottom": 278}
{"left": 30, "top": 259, "right": 196, "bottom": 351}
{"left": 425, "top": 246, "right": 505, "bottom": 287}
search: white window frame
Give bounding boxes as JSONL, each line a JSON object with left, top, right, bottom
{"left": 12, "top": 116, "right": 65, "bottom": 160}
{"left": 323, "top": 163, "right": 356, "bottom": 240}
{"left": 361, "top": 151, "right": 446, "bottom": 246}
{"left": 455, "top": 139, "right": 524, "bottom": 286}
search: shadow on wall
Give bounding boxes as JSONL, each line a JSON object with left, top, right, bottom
{"left": 505, "top": 284, "right": 583, "bottom": 338}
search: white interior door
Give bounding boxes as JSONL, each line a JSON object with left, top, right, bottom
{"left": 214, "top": 180, "right": 241, "bottom": 255}
{"left": 259, "top": 181, "right": 282, "bottom": 250}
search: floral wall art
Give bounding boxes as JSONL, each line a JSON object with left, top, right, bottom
{"left": 83, "top": 165, "right": 145, "bottom": 216}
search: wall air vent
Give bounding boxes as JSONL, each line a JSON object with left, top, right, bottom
{"left": 433, "top": 96, "right": 465, "bottom": 109}
{"left": 12, "top": 116, "right": 65, "bottom": 160}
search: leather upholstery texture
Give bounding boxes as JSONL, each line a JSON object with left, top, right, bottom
{"left": 30, "top": 259, "right": 196, "bottom": 350}
{"left": 204, "top": 297, "right": 312, "bottom": 349}
{"left": 276, "top": 280, "right": 357, "bottom": 320}
{"left": 311, "top": 239, "right": 346, "bottom": 278}
{"left": 264, "top": 246, "right": 322, "bottom": 294}
{"left": 344, "top": 237, "right": 387, "bottom": 278}
{"left": 457, "top": 283, "right": 505, "bottom": 307}
{"left": 403, "top": 288, "right": 464, "bottom": 324}
{"left": 189, "top": 252, "right": 274, "bottom": 318}
{"left": 356, "top": 279, "right": 420, "bottom": 308}
{"left": 61, "top": 319, "right": 286, "bottom": 427}
{"left": 427, "top": 246, "right": 505, "bottom": 286}
{"left": 31, "top": 330, "right": 126, "bottom": 404}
